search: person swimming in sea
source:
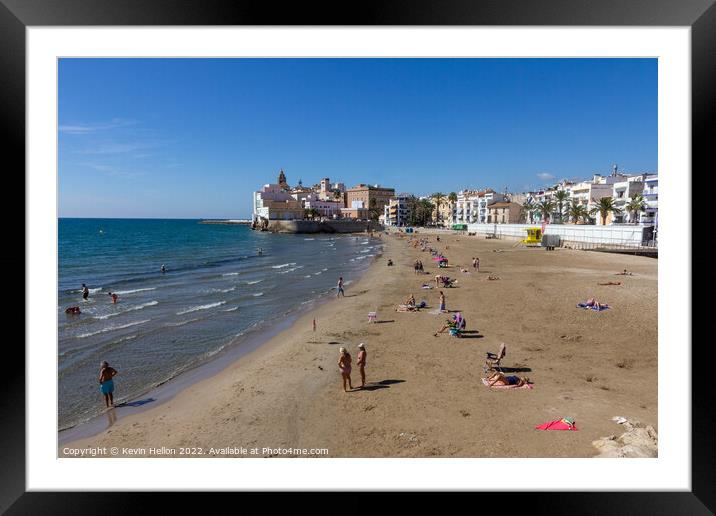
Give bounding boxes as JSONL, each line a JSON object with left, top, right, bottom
{"left": 81, "top": 283, "right": 89, "bottom": 301}
{"left": 108, "top": 292, "right": 118, "bottom": 304}
{"left": 160, "top": 264, "right": 166, "bottom": 274}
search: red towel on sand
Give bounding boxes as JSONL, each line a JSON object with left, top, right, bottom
{"left": 535, "top": 419, "right": 578, "bottom": 431}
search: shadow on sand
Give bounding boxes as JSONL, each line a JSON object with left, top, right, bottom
{"left": 116, "top": 397, "right": 156, "bottom": 408}
{"left": 498, "top": 367, "right": 532, "bottom": 373}
{"left": 356, "top": 379, "right": 405, "bottom": 391}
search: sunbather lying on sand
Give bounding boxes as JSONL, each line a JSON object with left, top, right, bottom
{"left": 598, "top": 281, "right": 621, "bottom": 286}
{"left": 487, "top": 275, "right": 500, "bottom": 281}
{"left": 581, "top": 297, "right": 610, "bottom": 309}
{"left": 616, "top": 269, "right": 633, "bottom": 276}
{"left": 487, "top": 371, "right": 530, "bottom": 387}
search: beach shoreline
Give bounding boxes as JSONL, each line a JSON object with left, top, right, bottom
{"left": 58, "top": 235, "right": 385, "bottom": 443}
{"left": 60, "top": 231, "right": 657, "bottom": 458}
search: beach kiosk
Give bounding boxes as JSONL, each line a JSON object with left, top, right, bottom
{"left": 522, "top": 227, "right": 542, "bottom": 245}
{"left": 452, "top": 224, "right": 467, "bottom": 231}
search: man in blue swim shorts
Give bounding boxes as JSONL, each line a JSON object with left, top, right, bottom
{"left": 99, "top": 361, "right": 118, "bottom": 408}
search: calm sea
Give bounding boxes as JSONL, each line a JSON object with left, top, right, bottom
{"left": 58, "top": 218, "right": 382, "bottom": 430}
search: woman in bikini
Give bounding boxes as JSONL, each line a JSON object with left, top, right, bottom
{"left": 434, "top": 316, "right": 457, "bottom": 336}
{"left": 438, "top": 291, "right": 447, "bottom": 313}
{"left": 487, "top": 371, "right": 529, "bottom": 387}
{"left": 338, "top": 347, "right": 353, "bottom": 392}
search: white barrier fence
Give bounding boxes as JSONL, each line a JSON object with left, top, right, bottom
{"left": 466, "top": 223, "right": 656, "bottom": 247}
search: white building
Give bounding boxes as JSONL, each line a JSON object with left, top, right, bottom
{"left": 640, "top": 175, "right": 658, "bottom": 227}
{"left": 317, "top": 177, "right": 346, "bottom": 201}
{"left": 454, "top": 190, "right": 479, "bottom": 224}
{"left": 304, "top": 195, "right": 344, "bottom": 218}
{"left": 454, "top": 189, "right": 506, "bottom": 224}
{"left": 384, "top": 194, "right": 412, "bottom": 226}
{"left": 611, "top": 175, "right": 646, "bottom": 223}
{"left": 477, "top": 190, "right": 506, "bottom": 223}
{"left": 252, "top": 184, "right": 305, "bottom": 222}
{"left": 568, "top": 178, "right": 614, "bottom": 224}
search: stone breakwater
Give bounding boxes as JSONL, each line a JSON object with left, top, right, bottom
{"left": 261, "top": 220, "right": 383, "bottom": 234}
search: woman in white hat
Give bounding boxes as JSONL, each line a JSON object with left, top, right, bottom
{"left": 338, "top": 347, "right": 353, "bottom": 392}
{"left": 356, "top": 343, "right": 367, "bottom": 388}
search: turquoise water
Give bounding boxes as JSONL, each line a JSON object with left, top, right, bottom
{"left": 58, "top": 219, "right": 381, "bottom": 430}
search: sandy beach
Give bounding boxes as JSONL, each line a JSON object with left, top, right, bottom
{"left": 60, "top": 231, "right": 657, "bottom": 458}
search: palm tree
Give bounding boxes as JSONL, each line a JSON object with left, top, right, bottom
{"left": 447, "top": 192, "right": 458, "bottom": 226}
{"left": 368, "top": 198, "right": 381, "bottom": 222}
{"left": 590, "top": 197, "right": 622, "bottom": 226}
{"left": 418, "top": 198, "right": 435, "bottom": 226}
{"left": 567, "top": 200, "right": 590, "bottom": 224}
{"left": 430, "top": 192, "right": 445, "bottom": 225}
{"left": 553, "top": 190, "right": 570, "bottom": 223}
{"left": 520, "top": 199, "right": 535, "bottom": 224}
{"left": 535, "top": 200, "right": 556, "bottom": 223}
{"left": 333, "top": 189, "right": 343, "bottom": 203}
{"left": 625, "top": 195, "right": 647, "bottom": 224}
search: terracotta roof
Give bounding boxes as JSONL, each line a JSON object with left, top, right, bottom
{"left": 487, "top": 201, "right": 518, "bottom": 208}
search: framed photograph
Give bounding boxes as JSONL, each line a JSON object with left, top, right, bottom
{"left": 3, "top": 0, "right": 709, "bottom": 511}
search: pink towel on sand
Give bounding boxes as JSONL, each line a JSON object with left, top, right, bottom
{"left": 481, "top": 378, "right": 533, "bottom": 390}
{"left": 535, "top": 419, "right": 578, "bottom": 431}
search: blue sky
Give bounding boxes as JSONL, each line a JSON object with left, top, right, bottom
{"left": 58, "top": 58, "right": 657, "bottom": 219}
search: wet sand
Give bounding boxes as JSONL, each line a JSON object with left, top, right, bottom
{"left": 60, "top": 231, "right": 657, "bottom": 457}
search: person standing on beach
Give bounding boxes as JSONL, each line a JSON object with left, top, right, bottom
{"left": 99, "top": 361, "right": 118, "bottom": 408}
{"left": 81, "top": 283, "right": 90, "bottom": 301}
{"left": 439, "top": 291, "right": 447, "bottom": 313}
{"left": 475, "top": 257, "right": 480, "bottom": 272}
{"left": 337, "top": 277, "right": 345, "bottom": 298}
{"left": 356, "top": 343, "right": 367, "bottom": 388}
{"left": 338, "top": 347, "right": 353, "bottom": 392}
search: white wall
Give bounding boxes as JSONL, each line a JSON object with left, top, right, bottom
{"left": 466, "top": 223, "right": 654, "bottom": 246}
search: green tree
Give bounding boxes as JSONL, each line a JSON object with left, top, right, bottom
{"left": 520, "top": 199, "right": 535, "bottom": 223}
{"left": 304, "top": 208, "right": 319, "bottom": 220}
{"left": 567, "top": 200, "right": 590, "bottom": 224}
{"left": 536, "top": 200, "right": 556, "bottom": 223}
{"left": 590, "top": 197, "right": 622, "bottom": 226}
{"left": 553, "top": 190, "right": 570, "bottom": 223}
{"left": 430, "top": 192, "right": 445, "bottom": 224}
{"left": 625, "top": 195, "right": 646, "bottom": 224}
{"left": 406, "top": 196, "right": 434, "bottom": 226}
{"left": 368, "top": 198, "right": 381, "bottom": 222}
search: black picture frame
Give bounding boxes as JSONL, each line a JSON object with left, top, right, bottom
{"left": 2, "top": 0, "right": 707, "bottom": 512}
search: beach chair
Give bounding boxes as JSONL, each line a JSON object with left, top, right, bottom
{"left": 367, "top": 311, "right": 377, "bottom": 323}
{"left": 484, "top": 343, "right": 506, "bottom": 373}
